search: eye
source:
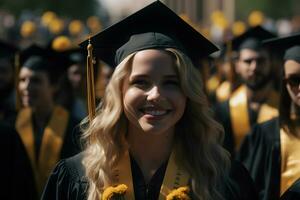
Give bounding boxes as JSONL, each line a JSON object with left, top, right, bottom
{"left": 164, "top": 79, "right": 179, "bottom": 86}
{"left": 242, "top": 59, "right": 253, "bottom": 65}
{"left": 130, "top": 79, "right": 150, "bottom": 89}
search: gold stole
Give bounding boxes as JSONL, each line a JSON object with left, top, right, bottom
{"left": 229, "top": 85, "right": 279, "bottom": 151}
{"left": 206, "top": 75, "right": 221, "bottom": 94}
{"left": 216, "top": 81, "right": 232, "bottom": 103}
{"left": 15, "top": 106, "right": 69, "bottom": 195}
{"left": 280, "top": 128, "right": 300, "bottom": 196}
{"left": 111, "top": 150, "right": 190, "bottom": 200}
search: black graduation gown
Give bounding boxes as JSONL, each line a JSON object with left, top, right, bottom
{"left": 0, "top": 91, "right": 17, "bottom": 126}
{"left": 214, "top": 100, "right": 258, "bottom": 157}
{"left": 280, "top": 178, "right": 300, "bottom": 200}
{"left": 41, "top": 153, "right": 258, "bottom": 200}
{"left": 237, "top": 117, "right": 281, "bottom": 200}
{"left": 6, "top": 115, "right": 82, "bottom": 200}
{"left": 0, "top": 122, "right": 36, "bottom": 200}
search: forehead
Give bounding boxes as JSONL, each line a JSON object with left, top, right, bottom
{"left": 19, "top": 67, "right": 49, "bottom": 78}
{"left": 284, "top": 60, "right": 300, "bottom": 75}
{"left": 130, "top": 49, "right": 176, "bottom": 75}
{"left": 239, "top": 49, "right": 260, "bottom": 58}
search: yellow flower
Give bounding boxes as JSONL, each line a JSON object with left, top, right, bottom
{"left": 87, "top": 16, "right": 102, "bottom": 33}
{"left": 20, "top": 21, "right": 37, "bottom": 38}
{"left": 248, "top": 10, "right": 264, "bottom": 27}
{"left": 232, "top": 21, "right": 246, "bottom": 36}
{"left": 102, "top": 184, "right": 128, "bottom": 200}
{"left": 69, "top": 20, "right": 84, "bottom": 36}
{"left": 166, "top": 186, "right": 190, "bottom": 200}
{"left": 41, "top": 11, "right": 57, "bottom": 27}
{"left": 51, "top": 36, "right": 72, "bottom": 52}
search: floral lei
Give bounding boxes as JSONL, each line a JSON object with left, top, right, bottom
{"left": 102, "top": 184, "right": 190, "bottom": 200}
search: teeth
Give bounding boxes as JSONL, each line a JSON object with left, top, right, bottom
{"left": 144, "top": 110, "right": 167, "bottom": 116}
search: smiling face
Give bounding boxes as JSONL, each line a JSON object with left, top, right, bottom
{"left": 122, "top": 49, "right": 186, "bottom": 137}
{"left": 284, "top": 60, "right": 300, "bottom": 107}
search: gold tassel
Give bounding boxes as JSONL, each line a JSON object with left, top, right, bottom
{"left": 86, "top": 37, "right": 96, "bottom": 122}
{"left": 14, "top": 53, "right": 21, "bottom": 111}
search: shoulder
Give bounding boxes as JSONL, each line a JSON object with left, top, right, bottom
{"left": 250, "top": 117, "right": 280, "bottom": 142}
{"left": 61, "top": 152, "right": 86, "bottom": 181}
{"left": 41, "top": 153, "right": 88, "bottom": 200}
{"left": 220, "top": 160, "right": 258, "bottom": 200}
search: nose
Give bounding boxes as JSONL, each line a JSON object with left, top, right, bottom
{"left": 249, "top": 60, "right": 258, "bottom": 71}
{"left": 19, "top": 78, "right": 30, "bottom": 92}
{"left": 146, "top": 85, "right": 161, "bottom": 102}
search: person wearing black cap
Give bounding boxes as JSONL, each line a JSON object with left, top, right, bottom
{"left": 214, "top": 26, "right": 279, "bottom": 157}
{"left": 42, "top": 2, "right": 257, "bottom": 200}
{"left": 0, "top": 40, "right": 18, "bottom": 126}
{"left": 13, "top": 44, "right": 81, "bottom": 199}
{"left": 237, "top": 33, "right": 300, "bottom": 200}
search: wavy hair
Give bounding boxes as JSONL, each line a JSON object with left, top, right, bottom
{"left": 81, "top": 48, "right": 230, "bottom": 200}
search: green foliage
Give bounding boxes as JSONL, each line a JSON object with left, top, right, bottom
{"left": 236, "top": 0, "right": 295, "bottom": 20}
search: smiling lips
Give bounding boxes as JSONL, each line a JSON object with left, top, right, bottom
{"left": 140, "top": 105, "right": 171, "bottom": 117}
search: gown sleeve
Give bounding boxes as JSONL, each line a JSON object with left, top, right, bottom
{"left": 41, "top": 153, "right": 88, "bottom": 200}
{"left": 237, "top": 118, "right": 281, "bottom": 200}
{"left": 221, "top": 160, "right": 259, "bottom": 200}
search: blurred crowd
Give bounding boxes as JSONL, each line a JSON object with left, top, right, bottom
{"left": 1, "top": 3, "right": 300, "bottom": 200}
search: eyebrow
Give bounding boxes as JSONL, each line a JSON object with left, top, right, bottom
{"left": 130, "top": 74, "right": 178, "bottom": 80}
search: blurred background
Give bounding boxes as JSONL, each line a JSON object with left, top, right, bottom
{"left": 0, "top": 0, "right": 300, "bottom": 47}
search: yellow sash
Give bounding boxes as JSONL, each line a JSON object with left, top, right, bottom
{"left": 216, "top": 81, "right": 232, "bottom": 103}
{"left": 15, "top": 106, "right": 69, "bottom": 195}
{"left": 229, "top": 85, "right": 279, "bottom": 151}
{"left": 280, "top": 128, "right": 300, "bottom": 196}
{"left": 109, "top": 150, "right": 190, "bottom": 200}
{"left": 206, "top": 75, "right": 221, "bottom": 94}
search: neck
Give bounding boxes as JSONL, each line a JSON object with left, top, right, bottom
{"left": 246, "top": 83, "right": 272, "bottom": 104}
{"left": 127, "top": 125, "right": 174, "bottom": 183}
{"left": 32, "top": 104, "right": 55, "bottom": 128}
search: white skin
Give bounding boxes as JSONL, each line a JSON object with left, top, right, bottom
{"left": 18, "top": 67, "right": 56, "bottom": 128}
{"left": 285, "top": 60, "right": 300, "bottom": 107}
{"left": 236, "top": 49, "right": 271, "bottom": 90}
{"left": 122, "top": 49, "right": 186, "bottom": 183}
{"left": 236, "top": 49, "right": 273, "bottom": 110}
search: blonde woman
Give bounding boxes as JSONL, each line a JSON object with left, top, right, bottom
{"left": 42, "top": 2, "right": 257, "bottom": 200}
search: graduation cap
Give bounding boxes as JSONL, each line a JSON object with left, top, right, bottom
{"left": 20, "top": 44, "right": 71, "bottom": 84}
{"left": 0, "top": 40, "right": 18, "bottom": 61}
{"left": 263, "top": 32, "right": 300, "bottom": 63}
{"left": 63, "top": 47, "right": 86, "bottom": 65}
{"left": 79, "top": 1, "right": 219, "bottom": 121}
{"left": 231, "top": 26, "right": 276, "bottom": 51}
{"left": 80, "top": 1, "right": 218, "bottom": 67}
{"left": 19, "top": 44, "right": 46, "bottom": 64}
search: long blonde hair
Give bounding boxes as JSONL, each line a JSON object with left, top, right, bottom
{"left": 81, "top": 48, "right": 230, "bottom": 200}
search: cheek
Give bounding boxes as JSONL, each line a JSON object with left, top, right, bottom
{"left": 123, "top": 89, "right": 144, "bottom": 112}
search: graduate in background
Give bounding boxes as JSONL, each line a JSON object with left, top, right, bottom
{"left": 42, "top": 1, "right": 257, "bottom": 200}
{"left": 214, "top": 26, "right": 279, "bottom": 157}
{"left": 238, "top": 33, "right": 300, "bottom": 200}
{"left": 14, "top": 44, "right": 81, "bottom": 199}
{"left": 0, "top": 40, "right": 18, "bottom": 126}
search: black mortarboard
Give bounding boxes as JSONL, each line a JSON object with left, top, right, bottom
{"left": 63, "top": 47, "right": 86, "bottom": 65}
{"left": 231, "top": 26, "right": 276, "bottom": 51}
{"left": 0, "top": 40, "right": 18, "bottom": 60}
{"left": 79, "top": 1, "right": 218, "bottom": 67}
{"left": 19, "top": 44, "right": 46, "bottom": 65}
{"left": 263, "top": 33, "right": 300, "bottom": 63}
{"left": 21, "top": 45, "right": 71, "bottom": 84}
